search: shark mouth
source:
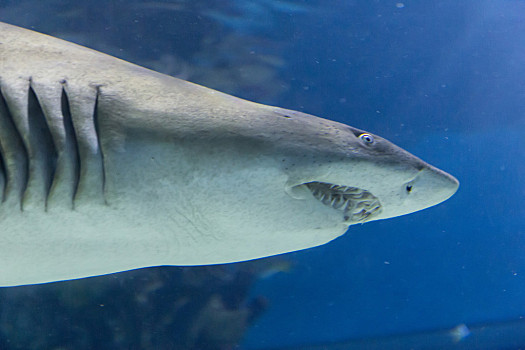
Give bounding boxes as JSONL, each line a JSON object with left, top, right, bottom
{"left": 304, "top": 181, "right": 382, "bottom": 223}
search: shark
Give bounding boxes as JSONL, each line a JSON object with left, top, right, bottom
{"left": 0, "top": 22, "right": 458, "bottom": 286}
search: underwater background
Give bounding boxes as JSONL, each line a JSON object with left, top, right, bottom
{"left": 0, "top": 0, "right": 523, "bottom": 349}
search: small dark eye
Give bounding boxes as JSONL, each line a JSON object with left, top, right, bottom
{"left": 359, "top": 133, "right": 374, "bottom": 144}
{"left": 406, "top": 185, "right": 413, "bottom": 193}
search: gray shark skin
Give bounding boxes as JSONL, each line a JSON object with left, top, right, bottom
{"left": 0, "top": 22, "right": 458, "bottom": 286}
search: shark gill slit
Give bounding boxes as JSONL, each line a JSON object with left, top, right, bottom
{"left": 0, "top": 89, "right": 6, "bottom": 201}
{"left": 0, "top": 82, "right": 29, "bottom": 210}
{"left": 60, "top": 87, "right": 81, "bottom": 206}
{"left": 93, "top": 86, "right": 106, "bottom": 201}
{"left": 27, "top": 83, "right": 58, "bottom": 209}
{"left": 0, "top": 160, "right": 5, "bottom": 203}
{"left": 0, "top": 134, "right": 5, "bottom": 202}
{"left": 64, "top": 83, "right": 105, "bottom": 206}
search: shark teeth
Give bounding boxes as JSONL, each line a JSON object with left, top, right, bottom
{"left": 304, "top": 181, "right": 382, "bottom": 223}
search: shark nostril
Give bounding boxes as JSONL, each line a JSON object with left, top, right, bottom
{"left": 406, "top": 185, "right": 413, "bottom": 193}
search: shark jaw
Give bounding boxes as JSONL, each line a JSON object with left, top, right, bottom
{"left": 291, "top": 168, "right": 458, "bottom": 225}
{"left": 299, "top": 182, "right": 382, "bottom": 223}
{"left": 284, "top": 150, "right": 459, "bottom": 227}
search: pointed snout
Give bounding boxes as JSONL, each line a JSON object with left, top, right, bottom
{"left": 410, "top": 164, "right": 459, "bottom": 211}
{"left": 372, "top": 161, "right": 459, "bottom": 221}
{"left": 418, "top": 165, "right": 459, "bottom": 201}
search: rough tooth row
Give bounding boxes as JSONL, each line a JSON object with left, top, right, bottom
{"left": 306, "top": 181, "right": 382, "bottom": 223}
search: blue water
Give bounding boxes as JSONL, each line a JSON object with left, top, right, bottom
{"left": 244, "top": 1, "right": 525, "bottom": 348}
{"left": 0, "top": 0, "right": 523, "bottom": 349}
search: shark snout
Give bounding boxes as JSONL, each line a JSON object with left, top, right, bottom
{"left": 373, "top": 162, "right": 459, "bottom": 221}
{"left": 407, "top": 164, "right": 459, "bottom": 211}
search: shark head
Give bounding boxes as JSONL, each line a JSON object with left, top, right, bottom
{"left": 107, "top": 101, "right": 459, "bottom": 264}
{"left": 283, "top": 122, "right": 459, "bottom": 225}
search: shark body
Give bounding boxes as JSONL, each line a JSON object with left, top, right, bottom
{"left": 0, "top": 22, "right": 458, "bottom": 286}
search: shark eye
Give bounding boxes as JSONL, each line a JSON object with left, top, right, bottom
{"left": 359, "top": 133, "right": 374, "bottom": 144}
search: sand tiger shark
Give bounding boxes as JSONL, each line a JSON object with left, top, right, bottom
{"left": 0, "top": 22, "right": 458, "bottom": 286}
